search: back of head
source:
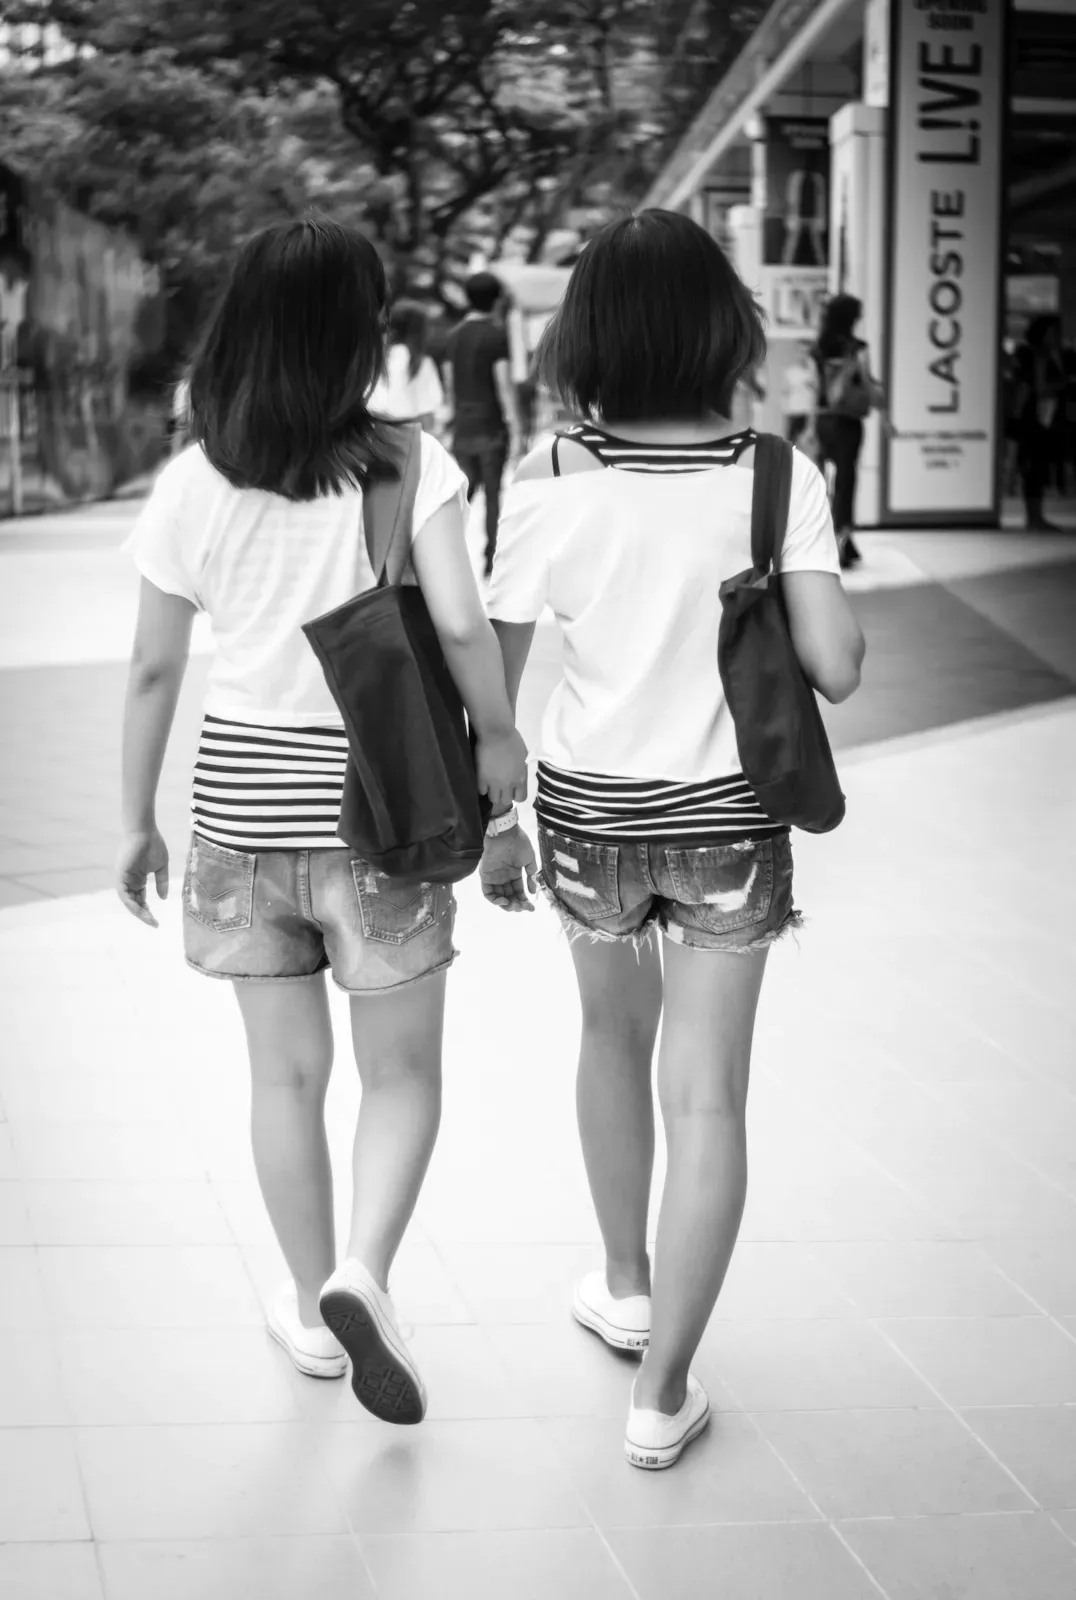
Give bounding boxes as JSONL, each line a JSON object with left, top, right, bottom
{"left": 388, "top": 299, "right": 429, "bottom": 378}
{"left": 465, "top": 272, "right": 504, "bottom": 314}
{"left": 535, "top": 208, "right": 766, "bottom": 421}
{"left": 816, "top": 294, "right": 862, "bottom": 359}
{"left": 188, "top": 216, "right": 399, "bottom": 500}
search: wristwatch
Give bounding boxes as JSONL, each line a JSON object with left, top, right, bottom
{"left": 486, "top": 805, "right": 519, "bottom": 838}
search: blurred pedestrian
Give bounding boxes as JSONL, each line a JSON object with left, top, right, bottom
{"left": 170, "top": 377, "right": 190, "bottom": 457}
{"left": 1012, "top": 314, "right": 1066, "bottom": 530}
{"left": 444, "top": 272, "right": 523, "bottom": 579}
{"left": 479, "top": 209, "right": 864, "bottom": 1472}
{"left": 116, "top": 218, "right": 527, "bottom": 1424}
{"left": 781, "top": 341, "right": 819, "bottom": 447}
{"left": 811, "top": 294, "right": 885, "bottom": 569}
{"left": 369, "top": 299, "right": 445, "bottom": 434}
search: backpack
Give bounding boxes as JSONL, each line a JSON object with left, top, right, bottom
{"left": 717, "top": 434, "right": 846, "bottom": 834}
{"left": 819, "top": 348, "right": 871, "bottom": 420}
{"left": 302, "top": 421, "right": 491, "bottom": 885}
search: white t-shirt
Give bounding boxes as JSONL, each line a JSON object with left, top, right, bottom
{"left": 487, "top": 444, "right": 840, "bottom": 782}
{"left": 369, "top": 346, "right": 444, "bottom": 420}
{"left": 125, "top": 436, "right": 466, "bottom": 725}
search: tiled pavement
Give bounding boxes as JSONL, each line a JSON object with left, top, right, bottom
{"left": 1, "top": 496, "right": 1075, "bottom": 1598}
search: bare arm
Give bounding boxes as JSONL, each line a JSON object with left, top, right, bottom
{"left": 781, "top": 572, "right": 866, "bottom": 704}
{"left": 491, "top": 620, "right": 536, "bottom": 716}
{"left": 118, "top": 580, "right": 194, "bottom": 924}
{"left": 494, "top": 359, "right": 522, "bottom": 453}
{"left": 410, "top": 497, "right": 528, "bottom": 805}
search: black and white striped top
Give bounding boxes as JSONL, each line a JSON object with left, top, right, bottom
{"left": 192, "top": 715, "right": 349, "bottom": 851}
{"left": 536, "top": 424, "right": 784, "bottom": 848}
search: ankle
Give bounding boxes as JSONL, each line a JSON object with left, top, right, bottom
{"left": 296, "top": 1287, "right": 327, "bottom": 1330}
{"left": 634, "top": 1364, "right": 689, "bottom": 1416}
{"left": 605, "top": 1256, "right": 651, "bottom": 1299}
{"left": 343, "top": 1246, "right": 390, "bottom": 1294}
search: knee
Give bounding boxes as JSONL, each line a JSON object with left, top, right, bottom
{"left": 658, "top": 1059, "right": 749, "bottom": 1127}
{"left": 253, "top": 1046, "right": 333, "bottom": 1099}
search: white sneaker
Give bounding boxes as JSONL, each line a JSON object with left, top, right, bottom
{"left": 319, "top": 1257, "right": 427, "bottom": 1424}
{"left": 266, "top": 1284, "right": 347, "bottom": 1380}
{"left": 625, "top": 1374, "right": 710, "bottom": 1470}
{"left": 572, "top": 1270, "right": 651, "bottom": 1352}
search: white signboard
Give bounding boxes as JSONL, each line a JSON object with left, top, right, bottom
{"left": 885, "top": 0, "right": 1005, "bottom": 521}
{"left": 758, "top": 267, "right": 829, "bottom": 338}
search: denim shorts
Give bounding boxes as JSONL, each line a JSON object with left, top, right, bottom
{"left": 182, "top": 836, "right": 457, "bottom": 994}
{"left": 536, "top": 827, "right": 799, "bottom": 953}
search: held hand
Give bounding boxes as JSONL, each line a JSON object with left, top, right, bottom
{"left": 476, "top": 728, "right": 528, "bottom": 811}
{"left": 480, "top": 826, "right": 538, "bottom": 913}
{"left": 116, "top": 828, "right": 170, "bottom": 928}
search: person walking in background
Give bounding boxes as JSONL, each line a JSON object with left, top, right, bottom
{"left": 170, "top": 377, "right": 190, "bottom": 457}
{"left": 1013, "top": 315, "right": 1067, "bottom": 528}
{"left": 478, "top": 210, "right": 865, "bottom": 1471}
{"left": 781, "top": 341, "right": 819, "bottom": 447}
{"left": 444, "top": 271, "right": 523, "bottom": 579}
{"left": 116, "top": 218, "right": 527, "bottom": 1425}
{"left": 369, "top": 299, "right": 445, "bottom": 435}
{"left": 811, "top": 293, "right": 884, "bottom": 569}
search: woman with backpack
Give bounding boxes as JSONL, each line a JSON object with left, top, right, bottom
{"left": 115, "top": 218, "right": 528, "bottom": 1424}
{"left": 479, "top": 210, "right": 865, "bottom": 1470}
{"left": 809, "top": 293, "right": 885, "bottom": 569}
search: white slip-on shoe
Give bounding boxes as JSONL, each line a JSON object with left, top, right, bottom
{"left": 319, "top": 1258, "right": 427, "bottom": 1424}
{"left": 572, "top": 1270, "right": 651, "bottom": 1352}
{"left": 266, "top": 1284, "right": 347, "bottom": 1380}
{"left": 625, "top": 1373, "right": 710, "bottom": 1470}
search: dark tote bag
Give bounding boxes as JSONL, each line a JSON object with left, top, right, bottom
{"left": 717, "top": 433, "right": 846, "bottom": 834}
{"left": 302, "top": 421, "right": 491, "bottom": 885}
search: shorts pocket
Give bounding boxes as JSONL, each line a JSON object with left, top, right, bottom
{"left": 352, "top": 862, "right": 445, "bottom": 945}
{"left": 537, "top": 828, "right": 622, "bottom": 919}
{"left": 664, "top": 839, "right": 776, "bottom": 933}
{"left": 184, "top": 837, "right": 255, "bottom": 931}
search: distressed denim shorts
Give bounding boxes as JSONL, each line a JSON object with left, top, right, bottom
{"left": 182, "top": 836, "right": 457, "bottom": 994}
{"left": 536, "top": 826, "right": 799, "bottom": 953}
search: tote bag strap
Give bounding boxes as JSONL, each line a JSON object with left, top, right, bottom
{"left": 364, "top": 421, "right": 423, "bottom": 589}
{"left": 750, "top": 433, "right": 795, "bottom": 575}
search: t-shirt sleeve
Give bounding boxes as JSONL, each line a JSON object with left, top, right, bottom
{"left": 485, "top": 480, "right": 552, "bottom": 622}
{"left": 779, "top": 450, "right": 842, "bottom": 577}
{"left": 411, "top": 432, "right": 468, "bottom": 540}
{"left": 490, "top": 325, "right": 510, "bottom": 364}
{"left": 122, "top": 451, "right": 203, "bottom": 606}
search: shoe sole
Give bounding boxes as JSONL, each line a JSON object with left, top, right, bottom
{"left": 320, "top": 1287, "right": 426, "bottom": 1424}
{"left": 265, "top": 1318, "right": 347, "bottom": 1381}
{"left": 572, "top": 1295, "right": 649, "bottom": 1353}
{"left": 625, "top": 1401, "right": 711, "bottom": 1470}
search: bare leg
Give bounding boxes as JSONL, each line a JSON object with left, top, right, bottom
{"left": 635, "top": 940, "right": 768, "bottom": 1414}
{"left": 235, "top": 974, "right": 336, "bottom": 1330}
{"left": 571, "top": 937, "right": 663, "bottom": 1297}
{"left": 346, "top": 970, "right": 447, "bottom": 1291}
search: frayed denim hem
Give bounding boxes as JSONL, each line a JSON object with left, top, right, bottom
{"left": 660, "top": 906, "right": 807, "bottom": 954}
{"left": 536, "top": 877, "right": 657, "bottom": 957}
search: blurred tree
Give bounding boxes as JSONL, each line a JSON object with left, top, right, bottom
{"left": 0, "top": 0, "right": 768, "bottom": 334}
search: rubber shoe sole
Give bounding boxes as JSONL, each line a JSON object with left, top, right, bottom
{"left": 320, "top": 1288, "right": 426, "bottom": 1424}
{"left": 571, "top": 1293, "right": 649, "bottom": 1353}
{"left": 625, "top": 1401, "right": 711, "bottom": 1470}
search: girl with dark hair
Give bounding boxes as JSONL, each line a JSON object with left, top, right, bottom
{"left": 810, "top": 293, "right": 885, "bottom": 568}
{"left": 370, "top": 299, "right": 445, "bottom": 433}
{"left": 115, "top": 217, "right": 527, "bottom": 1424}
{"left": 479, "top": 210, "right": 865, "bottom": 1471}
{"left": 1013, "top": 314, "right": 1066, "bottom": 530}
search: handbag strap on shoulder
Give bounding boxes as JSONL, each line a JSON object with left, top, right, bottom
{"left": 364, "top": 422, "right": 423, "bottom": 588}
{"left": 749, "top": 432, "right": 795, "bottom": 575}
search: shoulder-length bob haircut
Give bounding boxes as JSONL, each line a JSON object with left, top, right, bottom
{"left": 188, "top": 216, "right": 400, "bottom": 500}
{"left": 536, "top": 209, "right": 765, "bottom": 422}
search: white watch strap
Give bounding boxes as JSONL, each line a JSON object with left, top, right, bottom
{"left": 486, "top": 805, "right": 519, "bottom": 837}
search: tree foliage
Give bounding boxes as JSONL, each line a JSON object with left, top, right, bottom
{"left": 0, "top": 0, "right": 768, "bottom": 361}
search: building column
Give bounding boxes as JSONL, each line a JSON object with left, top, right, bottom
{"left": 829, "top": 103, "right": 887, "bottom": 527}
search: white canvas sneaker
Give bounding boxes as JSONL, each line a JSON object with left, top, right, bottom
{"left": 572, "top": 1270, "right": 651, "bottom": 1352}
{"left": 266, "top": 1284, "right": 347, "bottom": 1380}
{"left": 319, "top": 1257, "right": 427, "bottom": 1424}
{"left": 625, "top": 1373, "right": 710, "bottom": 1470}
